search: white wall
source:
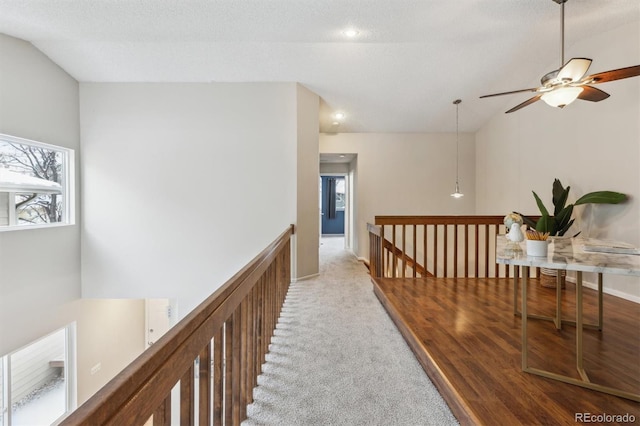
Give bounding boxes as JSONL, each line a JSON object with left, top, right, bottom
{"left": 295, "top": 85, "right": 320, "bottom": 279}
{"left": 79, "top": 82, "right": 301, "bottom": 314}
{"left": 0, "top": 33, "right": 149, "bottom": 408}
{"left": 0, "top": 34, "right": 81, "bottom": 355}
{"left": 320, "top": 132, "right": 475, "bottom": 260}
{"left": 320, "top": 163, "right": 349, "bottom": 174}
{"left": 476, "top": 21, "right": 640, "bottom": 300}
{"left": 60, "top": 299, "right": 145, "bottom": 404}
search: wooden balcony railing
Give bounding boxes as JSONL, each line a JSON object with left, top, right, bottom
{"left": 368, "top": 216, "right": 539, "bottom": 279}
{"left": 61, "top": 225, "right": 295, "bottom": 426}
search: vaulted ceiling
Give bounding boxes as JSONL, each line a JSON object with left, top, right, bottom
{"left": 0, "top": 0, "right": 638, "bottom": 133}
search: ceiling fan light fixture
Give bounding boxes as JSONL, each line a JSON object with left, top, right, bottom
{"left": 479, "top": 0, "right": 640, "bottom": 113}
{"left": 541, "top": 86, "right": 583, "bottom": 108}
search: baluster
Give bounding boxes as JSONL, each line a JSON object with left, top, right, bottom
{"left": 232, "top": 308, "right": 242, "bottom": 424}
{"left": 433, "top": 225, "right": 438, "bottom": 277}
{"left": 180, "top": 361, "right": 194, "bottom": 425}
{"left": 246, "top": 289, "right": 255, "bottom": 405}
{"left": 474, "top": 224, "right": 479, "bottom": 277}
{"left": 464, "top": 223, "right": 469, "bottom": 277}
{"left": 252, "top": 286, "right": 260, "bottom": 389}
{"left": 199, "top": 343, "right": 211, "bottom": 426}
{"left": 213, "top": 327, "right": 223, "bottom": 425}
{"left": 484, "top": 224, "right": 490, "bottom": 277}
{"left": 401, "top": 224, "right": 407, "bottom": 278}
{"left": 453, "top": 224, "right": 459, "bottom": 278}
{"left": 490, "top": 225, "right": 500, "bottom": 278}
{"left": 392, "top": 225, "right": 397, "bottom": 278}
{"left": 412, "top": 224, "right": 417, "bottom": 278}
{"left": 240, "top": 299, "right": 248, "bottom": 420}
{"left": 443, "top": 224, "right": 448, "bottom": 277}
{"left": 423, "top": 224, "right": 428, "bottom": 277}
{"left": 153, "top": 395, "right": 171, "bottom": 426}
{"left": 224, "top": 319, "right": 233, "bottom": 426}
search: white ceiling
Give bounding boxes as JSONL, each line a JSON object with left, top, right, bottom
{"left": 0, "top": 0, "right": 638, "bottom": 133}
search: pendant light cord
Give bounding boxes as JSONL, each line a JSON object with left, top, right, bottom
{"left": 454, "top": 99, "right": 461, "bottom": 185}
{"left": 456, "top": 102, "right": 459, "bottom": 183}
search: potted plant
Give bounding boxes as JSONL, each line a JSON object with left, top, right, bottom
{"left": 518, "top": 178, "right": 627, "bottom": 287}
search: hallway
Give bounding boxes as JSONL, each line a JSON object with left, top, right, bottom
{"left": 244, "top": 236, "right": 457, "bottom": 425}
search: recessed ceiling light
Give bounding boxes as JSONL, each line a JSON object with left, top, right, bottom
{"left": 334, "top": 112, "right": 345, "bottom": 120}
{"left": 332, "top": 121, "right": 340, "bottom": 126}
{"left": 342, "top": 28, "right": 359, "bottom": 38}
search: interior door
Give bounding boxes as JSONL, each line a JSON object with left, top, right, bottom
{"left": 145, "top": 299, "right": 172, "bottom": 348}
{"left": 321, "top": 176, "right": 345, "bottom": 235}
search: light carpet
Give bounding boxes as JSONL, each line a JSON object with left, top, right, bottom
{"left": 244, "top": 236, "right": 458, "bottom": 426}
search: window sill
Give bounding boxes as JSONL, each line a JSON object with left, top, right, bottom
{"left": 0, "top": 221, "right": 76, "bottom": 233}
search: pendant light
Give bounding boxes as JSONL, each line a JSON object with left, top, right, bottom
{"left": 451, "top": 99, "right": 464, "bottom": 198}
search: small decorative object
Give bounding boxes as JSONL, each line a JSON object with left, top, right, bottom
{"left": 504, "top": 221, "right": 525, "bottom": 254}
{"left": 526, "top": 229, "right": 550, "bottom": 241}
{"left": 526, "top": 230, "right": 549, "bottom": 257}
{"left": 506, "top": 223, "right": 525, "bottom": 243}
{"left": 503, "top": 213, "right": 523, "bottom": 230}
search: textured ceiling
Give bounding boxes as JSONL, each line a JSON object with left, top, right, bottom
{"left": 0, "top": 0, "right": 638, "bottom": 133}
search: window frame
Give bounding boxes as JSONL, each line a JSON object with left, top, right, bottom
{"left": 0, "top": 133, "right": 75, "bottom": 231}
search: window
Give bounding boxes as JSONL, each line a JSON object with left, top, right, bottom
{"left": 0, "top": 134, "right": 74, "bottom": 229}
{"left": 335, "top": 178, "right": 346, "bottom": 211}
{"left": 0, "top": 326, "right": 76, "bottom": 426}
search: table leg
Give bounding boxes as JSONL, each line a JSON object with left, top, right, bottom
{"left": 576, "top": 271, "right": 590, "bottom": 382}
{"left": 522, "top": 266, "right": 529, "bottom": 371}
{"left": 597, "top": 273, "right": 603, "bottom": 331}
{"left": 555, "top": 269, "right": 562, "bottom": 329}
{"left": 513, "top": 266, "right": 519, "bottom": 316}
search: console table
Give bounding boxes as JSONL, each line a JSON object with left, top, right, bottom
{"left": 496, "top": 236, "right": 640, "bottom": 401}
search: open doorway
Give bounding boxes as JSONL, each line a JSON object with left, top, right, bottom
{"left": 320, "top": 176, "right": 345, "bottom": 235}
{"left": 319, "top": 153, "right": 357, "bottom": 252}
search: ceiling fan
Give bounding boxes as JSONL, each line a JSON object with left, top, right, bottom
{"left": 480, "top": 0, "right": 640, "bottom": 113}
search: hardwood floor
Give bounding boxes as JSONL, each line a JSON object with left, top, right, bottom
{"left": 372, "top": 277, "right": 640, "bottom": 426}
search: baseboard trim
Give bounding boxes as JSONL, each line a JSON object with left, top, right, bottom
{"left": 566, "top": 276, "right": 640, "bottom": 304}
{"left": 291, "top": 273, "right": 320, "bottom": 283}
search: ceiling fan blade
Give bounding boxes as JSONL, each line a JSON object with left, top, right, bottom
{"left": 480, "top": 87, "right": 539, "bottom": 98}
{"left": 583, "top": 64, "right": 640, "bottom": 84}
{"left": 505, "top": 94, "right": 542, "bottom": 113}
{"left": 577, "top": 85, "right": 610, "bottom": 102}
{"left": 557, "top": 58, "right": 592, "bottom": 82}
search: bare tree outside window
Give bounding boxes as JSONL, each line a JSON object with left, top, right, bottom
{"left": 0, "top": 135, "right": 69, "bottom": 227}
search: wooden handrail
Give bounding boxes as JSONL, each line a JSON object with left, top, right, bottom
{"left": 61, "top": 225, "right": 295, "bottom": 426}
{"left": 369, "top": 216, "right": 539, "bottom": 279}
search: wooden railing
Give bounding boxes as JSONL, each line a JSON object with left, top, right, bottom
{"left": 61, "top": 225, "right": 295, "bottom": 426}
{"left": 369, "top": 216, "right": 539, "bottom": 279}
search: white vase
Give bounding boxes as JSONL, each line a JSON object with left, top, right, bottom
{"left": 526, "top": 240, "right": 548, "bottom": 257}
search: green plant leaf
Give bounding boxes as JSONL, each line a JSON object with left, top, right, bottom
{"left": 558, "top": 218, "right": 575, "bottom": 236}
{"left": 555, "top": 205, "right": 573, "bottom": 231}
{"left": 574, "top": 191, "right": 627, "bottom": 205}
{"left": 552, "top": 179, "right": 570, "bottom": 216}
{"left": 535, "top": 215, "right": 556, "bottom": 234}
{"left": 533, "top": 191, "right": 550, "bottom": 217}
